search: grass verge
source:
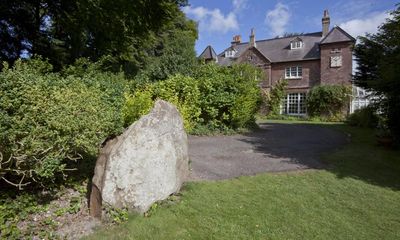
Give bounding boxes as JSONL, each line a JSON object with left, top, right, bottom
{"left": 86, "top": 123, "right": 400, "bottom": 239}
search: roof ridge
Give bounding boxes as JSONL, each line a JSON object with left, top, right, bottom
{"left": 229, "top": 32, "right": 323, "bottom": 47}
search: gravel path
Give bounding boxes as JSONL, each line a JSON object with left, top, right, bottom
{"left": 188, "top": 122, "right": 347, "bottom": 181}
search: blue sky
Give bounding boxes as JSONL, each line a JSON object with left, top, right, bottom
{"left": 183, "top": 0, "right": 397, "bottom": 55}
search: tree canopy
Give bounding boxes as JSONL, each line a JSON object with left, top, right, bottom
{"left": 353, "top": 4, "right": 400, "bottom": 140}
{"left": 0, "top": 0, "right": 195, "bottom": 75}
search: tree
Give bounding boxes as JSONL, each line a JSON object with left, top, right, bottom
{"left": 136, "top": 11, "right": 198, "bottom": 82}
{"left": 0, "top": 0, "right": 189, "bottom": 73}
{"left": 353, "top": 4, "right": 400, "bottom": 141}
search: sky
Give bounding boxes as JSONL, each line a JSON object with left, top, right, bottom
{"left": 182, "top": 0, "right": 397, "bottom": 55}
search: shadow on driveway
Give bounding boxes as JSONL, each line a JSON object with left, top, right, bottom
{"left": 188, "top": 122, "right": 347, "bottom": 181}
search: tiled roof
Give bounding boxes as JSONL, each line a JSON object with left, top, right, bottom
{"left": 209, "top": 26, "right": 354, "bottom": 65}
{"left": 218, "top": 32, "right": 323, "bottom": 63}
{"left": 199, "top": 45, "right": 218, "bottom": 60}
{"left": 320, "top": 26, "right": 356, "bottom": 44}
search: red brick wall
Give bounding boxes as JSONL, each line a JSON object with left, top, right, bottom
{"left": 320, "top": 42, "right": 353, "bottom": 85}
{"left": 270, "top": 60, "right": 321, "bottom": 90}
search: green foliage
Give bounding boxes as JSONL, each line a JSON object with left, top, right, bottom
{"left": 123, "top": 64, "right": 262, "bottom": 134}
{"left": 346, "top": 107, "right": 379, "bottom": 128}
{"left": 122, "top": 87, "right": 155, "bottom": 126}
{"left": 266, "top": 79, "right": 288, "bottom": 116}
{"left": 0, "top": 192, "right": 49, "bottom": 239}
{"left": 307, "top": 85, "right": 351, "bottom": 121}
{"left": 0, "top": 58, "right": 125, "bottom": 187}
{"left": 123, "top": 74, "right": 201, "bottom": 132}
{"left": 103, "top": 203, "right": 129, "bottom": 224}
{"left": 154, "top": 75, "right": 201, "bottom": 132}
{"left": 137, "top": 12, "right": 198, "bottom": 81}
{"left": 193, "top": 63, "right": 262, "bottom": 131}
{"left": 0, "top": 0, "right": 190, "bottom": 74}
{"left": 353, "top": 4, "right": 400, "bottom": 141}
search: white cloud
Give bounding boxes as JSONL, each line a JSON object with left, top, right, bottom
{"left": 265, "top": 3, "right": 291, "bottom": 37}
{"left": 183, "top": 6, "right": 239, "bottom": 34}
{"left": 339, "top": 11, "right": 390, "bottom": 38}
{"left": 232, "top": 0, "right": 248, "bottom": 12}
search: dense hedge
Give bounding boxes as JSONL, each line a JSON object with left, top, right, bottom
{"left": 0, "top": 58, "right": 125, "bottom": 188}
{"left": 123, "top": 74, "right": 201, "bottom": 132}
{"left": 346, "top": 107, "right": 379, "bottom": 128}
{"left": 123, "top": 63, "right": 262, "bottom": 133}
{"left": 0, "top": 59, "right": 262, "bottom": 188}
{"left": 307, "top": 85, "right": 351, "bottom": 121}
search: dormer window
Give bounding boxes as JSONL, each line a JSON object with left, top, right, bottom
{"left": 225, "top": 49, "right": 236, "bottom": 58}
{"left": 290, "top": 38, "right": 303, "bottom": 49}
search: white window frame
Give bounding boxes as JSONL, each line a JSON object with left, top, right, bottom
{"left": 225, "top": 50, "right": 236, "bottom": 58}
{"left": 285, "top": 66, "right": 302, "bottom": 79}
{"left": 290, "top": 41, "right": 303, "bottom": 49}
{"left": 350, "top": 86, "right": 372, "bottom": 114}
{"left": 281, "top": 93, "right": 307, "bottom": 115}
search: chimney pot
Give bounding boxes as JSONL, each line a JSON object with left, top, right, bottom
{"left": 231, "top": 35, "right": 241, "bottom": 47}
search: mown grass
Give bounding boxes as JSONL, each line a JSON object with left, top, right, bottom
{"left": 86, "top": 123, "right": 400, "bottom": 240}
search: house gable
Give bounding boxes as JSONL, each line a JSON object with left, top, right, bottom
{"left": 320, "top": 26, "right": 356, "bottom": 45}
{"left": 236, "top": 46, "right": 271, "bottom": 67}
{"left": 199, "top": 45, "right": 218, "bottom": 61}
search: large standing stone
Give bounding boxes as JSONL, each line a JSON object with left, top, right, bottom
{"left": 90, "top": 100, "right": 189, "bottom": 216}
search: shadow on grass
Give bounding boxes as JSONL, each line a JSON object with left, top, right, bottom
{"left": 238, "top": 121, "right": 400, "bottom": 191}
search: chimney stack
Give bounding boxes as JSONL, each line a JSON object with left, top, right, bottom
{"left": 250, "top": 28, "right": 256, "bottom": 47}
{"left": 231, "top": 35, "right": 241, "bottom": 47}
{"left": 322, "top": 9, "right": 330, "bottom": 37}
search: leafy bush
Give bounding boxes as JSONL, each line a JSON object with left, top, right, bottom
{"left": 307, "top": 85, "right": 351, "bottom": 121}
{"left": 123, "top": 75, "right": 201, "bottom": 132}
{"left": 123, "top": 63, "right": 262, "bottom": 134}
{"left": 193, "top": 63, "right": 262, "bottom": 131}
{"left": 347, "top": 107, "right": 379, "bottom": 128}
{"left": 0, "top": 58, "right": 125, "bottom": 188}
{"left": 122, "top": 87, "right": 155, "bottom": 126}
{"left": 153, "top": 75, "right": 201, "bottom": 132}
{"left": 266, "top": 79, "right": 288, "bottom": 116}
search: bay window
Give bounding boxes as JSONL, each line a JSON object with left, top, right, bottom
{"left": 282, "top": 93, "right": 306, "bottom": 115}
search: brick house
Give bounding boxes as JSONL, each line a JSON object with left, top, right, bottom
{"left": 199, "top": 10, "right": 356, "bottom": 115}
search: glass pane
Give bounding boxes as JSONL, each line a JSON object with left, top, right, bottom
{"left": 288, "top": 93, "right": 298, "bottom": 114}
{"left": 298, "top": 67, "right": 302, "bottom": 77}
{"left": 282, "top": 96, "right": 288, "bottom": 114}
{"left": 299, "top": 93, "right": 306, "bottom": 114}
{"left": 286, "top": 68, "right": 290, "bottom": 77}
{"left": 291, "top": 67, "right": 297, "bottom": 77}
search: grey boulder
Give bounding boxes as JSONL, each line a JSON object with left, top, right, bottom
{"left": 90, "top": 100, "right": 189, "bottom": 216}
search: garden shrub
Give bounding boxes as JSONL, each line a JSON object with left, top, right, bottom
{"left": 307, "top": 85, "right": 351, "bottom": 121}
{"left": 229, "top": 64, "right": 263, "bottom": 129}
{"left": 153, "top": 75, "right": 201, "bottom": 132}
{"left": 123, "top": 63, "right": 262, "bottom": 134}
{"left": 123, "top": 75, "right": 201, "bottom": 132}
{"left": 347, "top": 107, "right": 379, "bottom": 128}
{"left": 266, "top": 78, "right": 288, "bottom": 117}
{"left": 0, "top": 58, "right": 125, "bottom": 188}
{"left": 193, "top": 63, "right": 262, "bottom": 131}
{"left": 122, "top": 87, "right": 155, "bottom": 126}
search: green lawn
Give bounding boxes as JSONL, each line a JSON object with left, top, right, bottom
{"left": 86, "top": 123, "right": 400, "bottom": 240}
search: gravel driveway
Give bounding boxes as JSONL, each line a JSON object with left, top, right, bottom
{"left": 188, "top": 122, "right": 347, "bottom": 180}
